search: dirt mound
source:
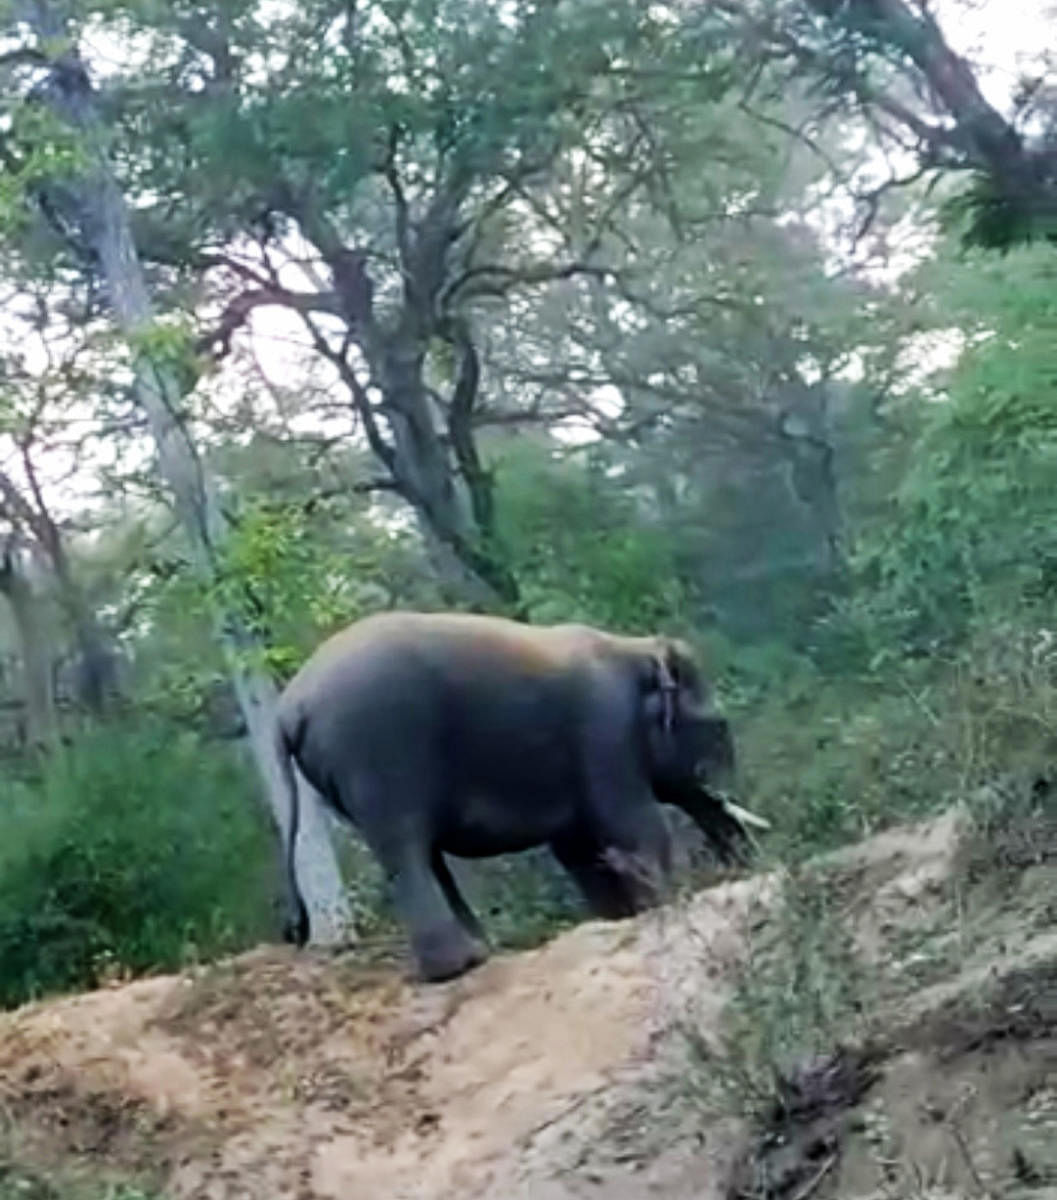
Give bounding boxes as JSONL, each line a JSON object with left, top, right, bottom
{"left": 1, "top": 806, "right": 1055, "bottom": 1200}
{"left": 0, "top": 873, "right": 768, "bottom": 1200}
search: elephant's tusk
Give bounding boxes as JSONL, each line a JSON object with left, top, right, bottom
{"left": 695, "top": 781, "right": 772, "bottom": 833}
{"left": 719, "top": 798, "right": 772, "bottom": 832}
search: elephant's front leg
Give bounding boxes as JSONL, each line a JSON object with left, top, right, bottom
{"left": 550, "top": 834, "right": 647, "bottom": 920}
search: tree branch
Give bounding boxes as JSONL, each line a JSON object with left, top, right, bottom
{"left": 0, "top": 47, "right": 48, "bottom": 71}
{"left": 382, "top": 124, "right": 413, "bottom": 270}
{"left": 441, "top": 318, "right": 494, "bottom": 536}
{"left": 296, "top": 311, "right": 396, "bottom": 474}
{"left": 808, "top": 0, "right": 1023, "bottom": 169}
{"left": 196, "top": 286, "right": 342, "bottom": 357}
{"left": 444, "top": 258, "right": 614, "bottom": 305}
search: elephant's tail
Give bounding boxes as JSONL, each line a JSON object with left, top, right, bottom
{"left": 275, "top": 717, "right": 310, "bottom": 948}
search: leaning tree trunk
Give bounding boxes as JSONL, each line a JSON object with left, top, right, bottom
{"left": 30, "top": 22, "right": 351, "bottom": 943}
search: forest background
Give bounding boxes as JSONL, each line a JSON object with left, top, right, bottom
{"left": 1, "top": 0, "right": 1056, "bottom": 1009}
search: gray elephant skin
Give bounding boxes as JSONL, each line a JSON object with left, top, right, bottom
{"left": 275, "top": 610, "right": 745, "bottom": 983}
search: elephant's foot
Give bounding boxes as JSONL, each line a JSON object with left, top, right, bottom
{"left": 411, "top": 923, "right": 489, "bottom": 983}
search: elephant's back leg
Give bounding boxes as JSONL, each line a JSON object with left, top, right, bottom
{"left": 339, "top": 768, "right": 487, "bottom": 983}
{"left": 431, "top": 848, "right": 488, "bottom": 945}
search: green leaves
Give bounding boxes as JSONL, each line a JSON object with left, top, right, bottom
{"left": 206, "top": 494, "right": 398, "bottom": 680}
{"left": 127, "top": 314, "right": 205, "bottom": 395}
{"left": 846, "top": 241, "right": 1057, "bottom": 653}
{"left": 494, "top": 439, "right": 693, "bottom": 631}
{"left": 0, "top": 102, "right": 88, "bottom": 241}
{"left": 0, "top": 718, "right": 276, "bottom": 1009}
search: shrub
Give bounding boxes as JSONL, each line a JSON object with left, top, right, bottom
{"left": 493, "top": 438, "right": 694, "bottom": 632}
{"left": 0, "top": 720, "right": 276, "bottom": 1009}
{"left": 845, "top": 246, "right": 1057, "bottom": 659}
{"left": 726, "top": 607, "right": 1057, "bottom": 860}
{"left": 453, "top": 850, "right": 584, "bottom": 951}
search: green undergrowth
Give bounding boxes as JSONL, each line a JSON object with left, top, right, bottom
{"left": 667, "top": 607, "right": 1057, "bottom": 1128}
{"left": 669, "top": 742, "right": 1057, "bottom": 1196}
{"left": 0, "top": 1147, "right": 162, "bottom": 1200}
{"left": 675, "top": 860, "right": 875, "bottom": 1124}
{"left": 0, "top": 719, "right": 277, "bottom": 1010}
{"left": 725, "top": 612, "right": 1057, "bottom": 863}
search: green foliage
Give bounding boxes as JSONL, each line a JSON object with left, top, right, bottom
{"left": 0, "top": 102, "right": 86, "bottom": 240}
{"left": 701, "top": 867, "right": 870, "bottom": 1118}
{"left": 0, "top": 721, "right": 276, "bottom": 1009}
{"left": 454, "top": 851, "right": 583, "bottom": 951}
{"left": 0, "top": 1158, "right": 161, "bottom": 1200}
{"left": 844, "top": 245, "right": 1057, "bottom": 656}
{"left": 728, "top": 607, "right": 1057, "bottom": 864}
{"left": 735, "top": 671, "right": 949, "bottom": 856}
{"left": 97, "top": 0, "right": 685, "bottom": 254}
{"left": 211, "top": 499, "right": 339, "bottom": 675}
{"left": 494, "top": 439, "right": 694, "bottom": 631}
{"left": 208, "top": 493, "right": 431, "bottom": 677}
{"left": 940, "top": 168, "right": 1057, "bottom": 252}
{"left": 127, "top": 316, "right": 205, "bottom": 397}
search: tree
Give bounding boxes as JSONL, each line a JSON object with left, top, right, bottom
{"left": 476, "top": 86, "right": 898, "bottom": 635}
{"left": 850, "top": 237, "right": 1057, "bottom": 649}
{"left": 0, "top": 306, "right": 123, "bottom": 716}
{"left": 0, "top": 531, "right": 57, "bottom": 749}
{"left": 0, "top": 2, "right": 352, "bottom": 944}
{"left": 66, "top": 0, "right": 737, "bottom": 606}
{"left": 708, "top": 0, "right": 1057, "bottom": 249}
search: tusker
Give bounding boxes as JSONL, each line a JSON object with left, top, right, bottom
{"left": 275, "top": 610, "right": 765, "bottom": 982}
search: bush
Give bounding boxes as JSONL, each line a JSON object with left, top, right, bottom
{"left": 726, "top": 608, "right": 1057, "bottom": 860}
{"left": 0, "top": 721, "right": 277, "bottom": 1009}
{"left": 454, "top": 850, "right": 584, "bottom": 951}
{"left": 845, "top": 246, "right": 1057, "bottom": 660}
{"left": 493, "top": 438, "right": 694, "bottom": 631}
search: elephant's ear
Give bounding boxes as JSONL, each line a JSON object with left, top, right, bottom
{"left": 647, "top": 638, "right": 709, "bottom": 731}
{"left": 649, "top": 639, "right": 681, "bottom": 734}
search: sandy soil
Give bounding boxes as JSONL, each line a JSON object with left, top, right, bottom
{"left": 1, "top": 806, "right": 1054, "bottom": 1200}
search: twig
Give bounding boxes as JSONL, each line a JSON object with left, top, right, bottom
{"left": 791, "top": 1152, "right": 838, "bottom": 1200}
{"left": 897, "top": 679, "right": 941, "bottom": 727}
{"left": 946, "top": 1085, "right": 993, "bottom": 1198}
{"left": 522, "top": 1081, "right": 612, "bottom": 1143}
{"left": 949, "top": 1120, "right": 993, "bottom": 1198}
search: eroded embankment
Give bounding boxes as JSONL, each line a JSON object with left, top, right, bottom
{"left": 0, "top": 805, "right": 1054, "bottom": 1200}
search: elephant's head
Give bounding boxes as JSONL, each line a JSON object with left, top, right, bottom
{"left": 641, "top": 636, "right": 735, "bottom": 792}
{"left": 641, "top": 637, "right": 762, "bottom": 867}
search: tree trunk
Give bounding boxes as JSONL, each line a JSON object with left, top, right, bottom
{"left": 5, "top": 454, "right": 122, "bottom": 715}
{"left": 0, "top": 544, "right": 57, "bottom": 751}
{"left": 778, "top": 395, "right": 844, "bottom": 575}
{"left": 68, "top": 609, "right": 119, "bottom": 713}
{"left": 294, "top": 204, "right": 520, "bottom": 610}
{"left": 30, "top": 20, "right": 351, "bottom": 944}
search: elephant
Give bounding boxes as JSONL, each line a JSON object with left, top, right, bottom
{"left": 274, "top": 610, "right": 762, "bottom": 983}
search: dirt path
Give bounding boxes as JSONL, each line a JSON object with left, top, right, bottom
{"left": 1, "top": 807, "right": 1055, "bottom": 1200}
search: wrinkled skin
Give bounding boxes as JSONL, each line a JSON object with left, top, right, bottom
{"left": 276, "top": 611, "right": 743, "bottom": 983}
